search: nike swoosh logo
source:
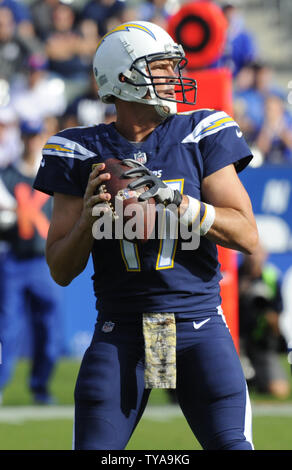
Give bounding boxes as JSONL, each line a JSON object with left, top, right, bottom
{"left": 193, "top": 318, "right": 211, "bottom": 330}
{"left": 236, "top": 129, "right": 243, "bottom": 138}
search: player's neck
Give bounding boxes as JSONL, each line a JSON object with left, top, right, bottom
{"left": 114, "top": 101, "right": 164, "bottom": 142}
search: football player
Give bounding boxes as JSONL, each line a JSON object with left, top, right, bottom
{"left": 34, "top": 21, "right": 258, "bottom": 449}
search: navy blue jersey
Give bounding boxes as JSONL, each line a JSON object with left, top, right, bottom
{"left": 34, "top": 109, "right": 252, "bottom": 317}
{"left": 1, "top": 164, "right": 52, "bottom": 258}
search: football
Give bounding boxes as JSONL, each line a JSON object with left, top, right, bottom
{"left": 97, "top": 158, "right": 156, "bottom": 243}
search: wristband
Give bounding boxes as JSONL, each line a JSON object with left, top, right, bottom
{"left": 200, "top": 201, "right": 216, "bottom": 236}
{"left": 179, "top": 195, "right": 215, "bottom": 236}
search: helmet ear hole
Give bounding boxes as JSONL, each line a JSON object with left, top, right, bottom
{"left": 119, "top": 73, "right": 126, "bottom": 83}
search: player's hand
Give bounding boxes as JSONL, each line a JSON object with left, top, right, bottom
{"left": 122, "top": 159, "right": 182, "bottom": 207}
{"left": 81, "top": 163, "right": 111, "bottom": 226}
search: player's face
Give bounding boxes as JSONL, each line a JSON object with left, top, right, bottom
{"left": 148, "top": 59, "right": 177, "bottom": 100}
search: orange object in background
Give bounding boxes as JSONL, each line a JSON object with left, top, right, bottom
{"left": 167, "top": 0, "right": 228, "bottom": 69}
{"left": 218, "top": 246, "right": 239, "bottom": 352}
{"left": 171, "top": 1, "right": 233, "bottom": 116}
{"left": 14, "top": 182, "right": 50, "bottom": 240}
{"left": 177, "top": 67, "right": 233, "bottom": 117}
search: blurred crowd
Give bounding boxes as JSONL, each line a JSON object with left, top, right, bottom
{"left": 233, "top": 61, "right": 292, "bottom": 166}
{"left": 238, "top": 244, "right": 290, "bottom": 399}
{"left": 0, "top": 0, "right": 292, "bottom": 170}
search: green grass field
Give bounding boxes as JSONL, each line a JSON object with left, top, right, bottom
{"left": 0, "top": 358, "right": 292, "bottom": 450}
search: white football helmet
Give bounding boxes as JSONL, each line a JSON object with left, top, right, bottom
{"left": 93, "top": 21, "right": 197, "bottom": 118}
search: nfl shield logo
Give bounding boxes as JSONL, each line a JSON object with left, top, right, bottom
{"left": 101, "top": 321, "right": 115, "bottom": 333}
{"left": 133, "top": 151, "right": 147, "bottom": 164}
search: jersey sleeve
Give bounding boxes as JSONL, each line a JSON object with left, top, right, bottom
{"left": 184, "top": 111, "right": 253, "bottom": 178}
{"left": 33, "top": 130, "right": 96, "bottom": 197}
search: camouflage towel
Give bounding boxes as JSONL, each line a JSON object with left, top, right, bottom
{"left": 143, "top": 313, "right": 176, "bottom": 389}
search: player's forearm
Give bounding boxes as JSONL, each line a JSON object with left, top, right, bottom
{"left": 204, "top": 206, "right": 258, "bottom": 254}
{"left": 45, "top": 165, "right": 111, "bottom": 286}
{"left": 46, "top": 219, "right": 94, "bottom": 286}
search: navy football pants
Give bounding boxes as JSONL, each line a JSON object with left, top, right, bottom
{"left": 74, "top": 311, "right": 253, "bottom": 450}
{"left": 0, "top": 252, "right": 61, "bottom": 395}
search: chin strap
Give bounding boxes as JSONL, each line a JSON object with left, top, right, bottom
{"left": 154, "top": 101, "right": 177, "bottom": 119}
{"left": 154, "top": 105, "right": 170, "bottom": 120}
{"left": 148, "top": 80, "right": 177, "bottom": 119}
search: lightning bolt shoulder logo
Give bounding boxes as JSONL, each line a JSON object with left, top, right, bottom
{"left": 96, "top": 23, "right": 156, "bottom": 50}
